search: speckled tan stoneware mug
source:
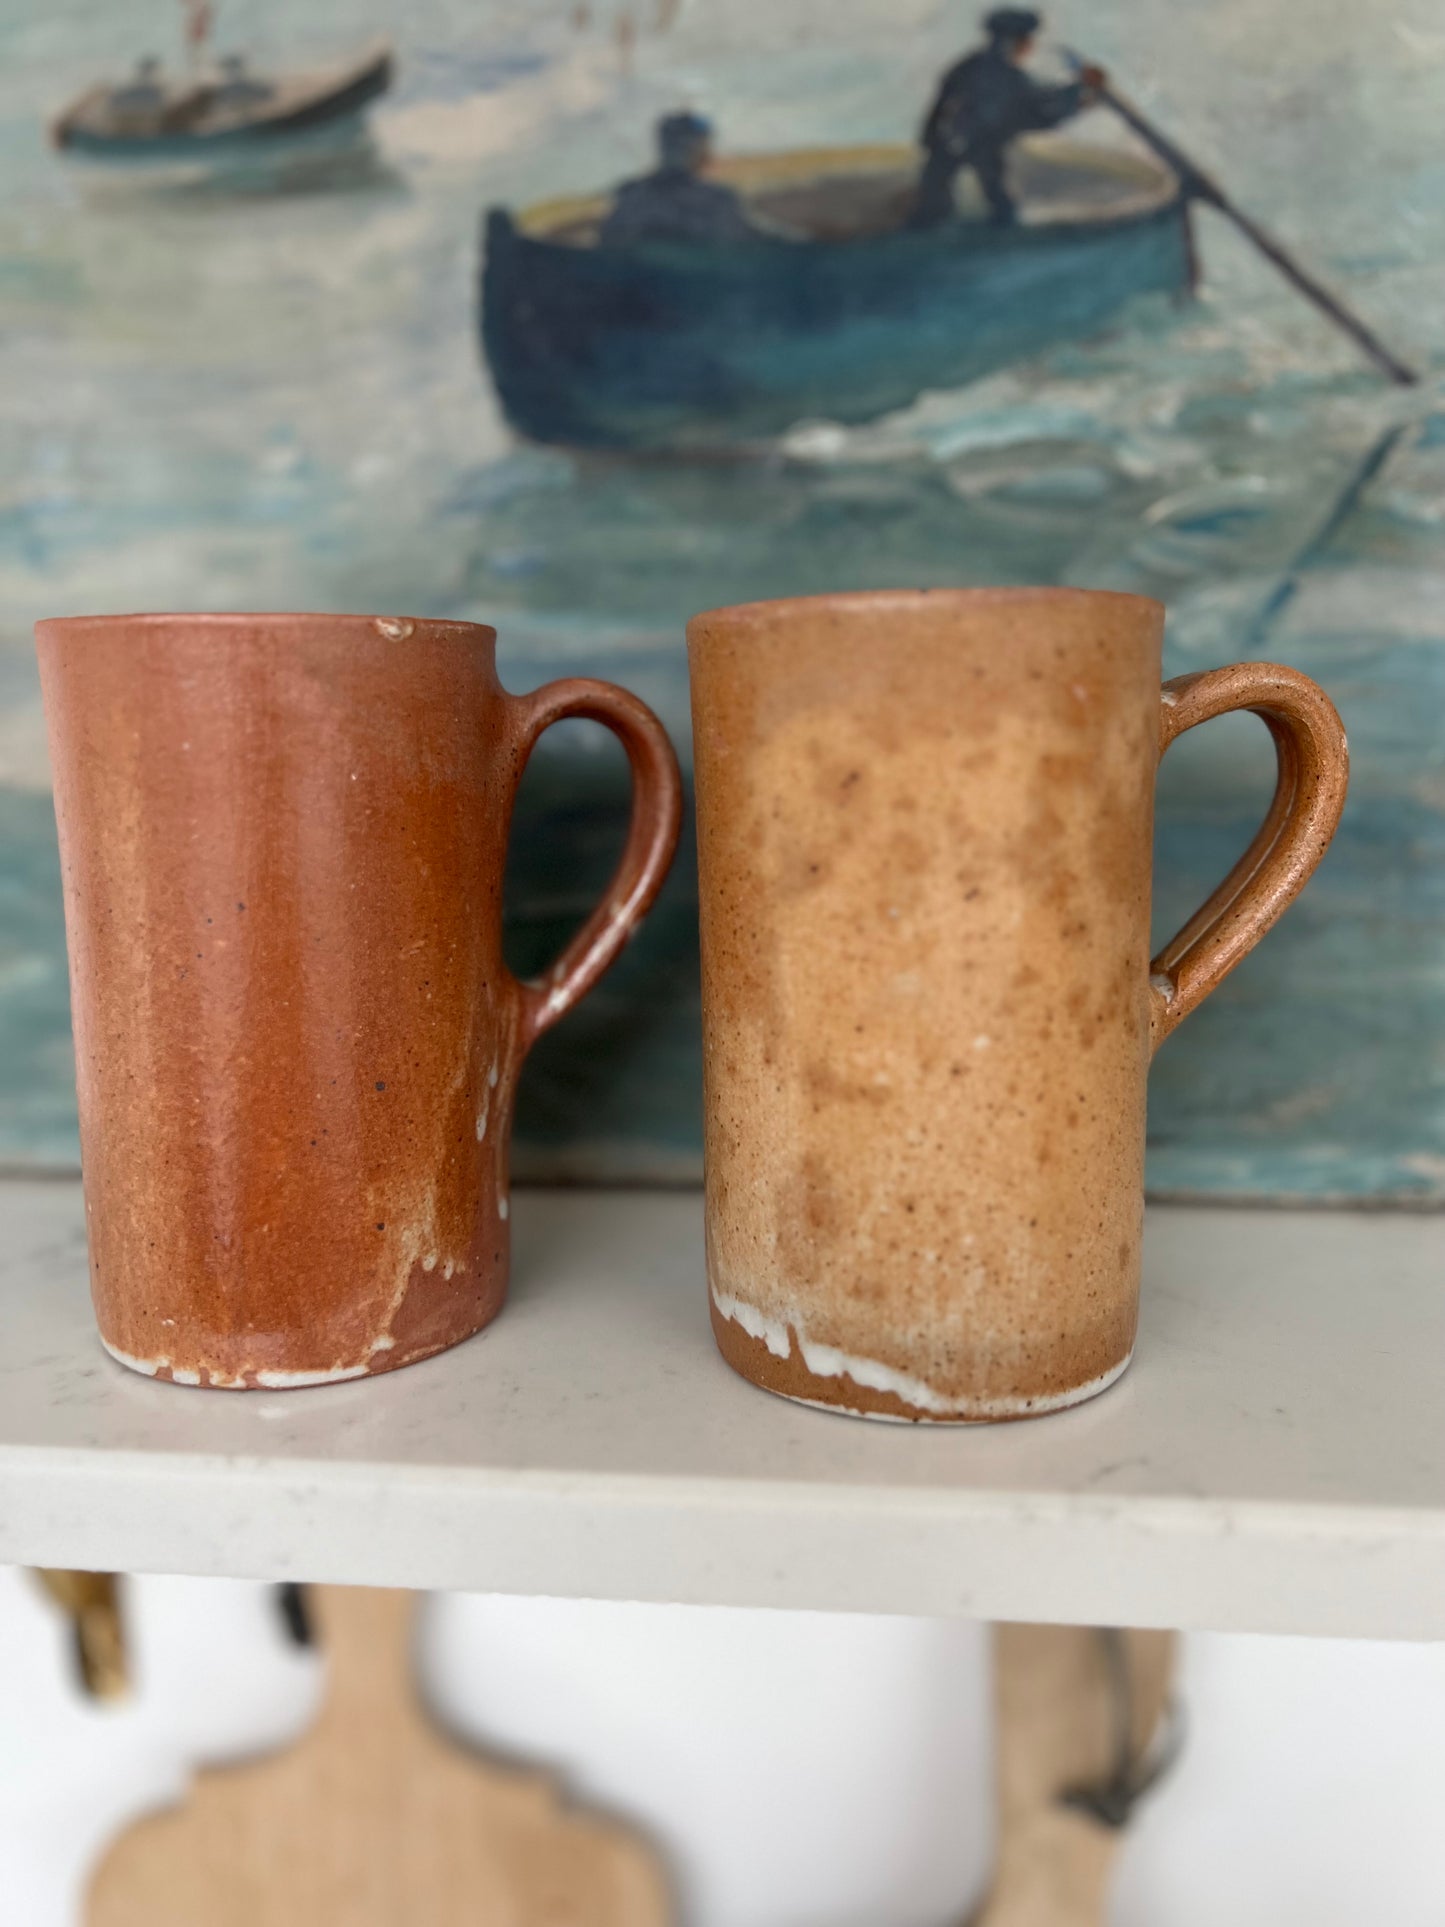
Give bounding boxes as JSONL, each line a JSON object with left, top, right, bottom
{"left": 688, "top": 589, "right": 1348, "bottom": 1422}
{"left": 37, "top": 613, "right": 682, "bottom": 1389}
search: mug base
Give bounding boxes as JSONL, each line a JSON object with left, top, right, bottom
{"left": 98, "top": 1308, "right": 502, "bottom": 1391}
{"left": 710, "top": 1291, "right": 1134, "bottom": 1423}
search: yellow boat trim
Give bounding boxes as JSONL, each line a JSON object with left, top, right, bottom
{"left": 514, "top": 136, "right": 1175, "bottom": 238}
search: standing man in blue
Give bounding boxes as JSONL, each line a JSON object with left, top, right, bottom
{"left": 911, "top": 10, "right": 1106, "bottom": 227}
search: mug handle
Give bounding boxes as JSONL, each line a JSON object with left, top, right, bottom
{"left": 1150, "top": 662, "right": 1348, "bottom": 1053}
{"left": 504, "top": 677, "right": 683, "bottom": 1054}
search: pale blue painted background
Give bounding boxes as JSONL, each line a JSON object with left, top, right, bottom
{"left": 1, "top": 0, "right": 1442, "bottom": 1197}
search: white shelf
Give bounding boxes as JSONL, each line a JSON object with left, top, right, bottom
{"left": 1, "top": 1181, "right": 1441, "bottom": 1638}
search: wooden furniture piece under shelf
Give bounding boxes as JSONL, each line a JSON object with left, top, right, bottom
{"left": 87, "top": 1586, "right": 670, "bottom": 1927}
{"left": 975, "top": 1626, "right": 1175, "bottom": 1927}
{"left": 78, "top": 1588, "right": 1173, "bottom": 1927}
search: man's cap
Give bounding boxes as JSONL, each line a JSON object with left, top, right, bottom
{"left": 658, "top": 111, "right": 714, "bottom": 164}
{"left": 984, "top": 8, "right": 1042, "bottom": 42}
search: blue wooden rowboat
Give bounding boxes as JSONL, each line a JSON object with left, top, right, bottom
{"left": 480, "top": 139, "right": 1195, "bottom": 452}
{"left": 52, "top": 39, "right": 392, "bottom": 189}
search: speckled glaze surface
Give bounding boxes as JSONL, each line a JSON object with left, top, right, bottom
{"left": 36, "top": 613, "right": 681, "bottom": 1389}
{"left": 687, "top": 589, "right": 1348, "bottom": 1422}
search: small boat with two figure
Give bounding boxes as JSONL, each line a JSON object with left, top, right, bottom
{"left": 481, "top": 13, "right": 1412, "bottom": 454}
{"left": 482, "top": 133, "right": 1196, "bottom": 453}
{"left": 52, "top": 3, "right": 393, "bottom": 192}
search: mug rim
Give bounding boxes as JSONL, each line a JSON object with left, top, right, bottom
{"left": 34, "top": 612, "right": 498, "bottom": 645}
{"left": 687, "top": 585, "right": 1163, "bottom": 636}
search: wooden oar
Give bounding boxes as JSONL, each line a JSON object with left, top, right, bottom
{"left": 1063, "top": 53, "right": 1418, "bottom": 387}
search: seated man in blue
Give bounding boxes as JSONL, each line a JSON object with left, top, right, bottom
{"left": 214, "top": 53, "right": 276, "bottom": 109}
{"left": 911, "top": 8, "right": 1106, "bottom": 227}
{"left": 110, "top": 56, "right": 167, "bottom": 117}
{"left": 601, "top": 112, "right": 759, "bottom": 246}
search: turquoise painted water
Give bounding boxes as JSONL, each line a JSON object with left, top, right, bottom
{"left": 1, "top": 0, "right": 1442, "bottom": 1195}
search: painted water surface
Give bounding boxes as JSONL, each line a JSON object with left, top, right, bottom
{"left": 1, "top": 0, "right": 1441, "bottom": 1195}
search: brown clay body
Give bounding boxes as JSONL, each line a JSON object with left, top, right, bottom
{"left": 687, "top": 589, "right": 1347, "bottom": 1422}
{"left": 37, "top": 614, "right": 681, "bottom": 1389}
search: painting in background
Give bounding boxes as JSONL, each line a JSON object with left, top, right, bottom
{"left": 0, "top": 0, "right": 1441, "bottom": 1199}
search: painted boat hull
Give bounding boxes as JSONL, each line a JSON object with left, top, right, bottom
{"left": 481, "top": 188, "right": 1194, "bottom": 451}
{"left": 52, "top": 44, "right": 391, "bottom": 182}
{"left": 58, "top": 113, "right": 380, "bottom": 193}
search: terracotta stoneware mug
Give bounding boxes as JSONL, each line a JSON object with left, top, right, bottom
{"left": 37, "top": 613, "right": 682, "bottom": 1389}
{"left": 687, "top": 589, "right": 1348, "bottom": 1422}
